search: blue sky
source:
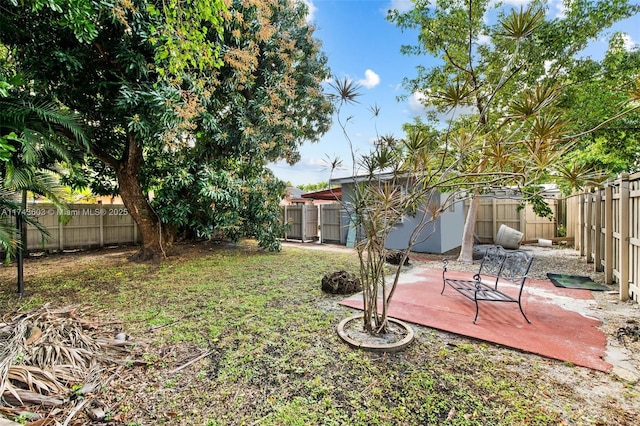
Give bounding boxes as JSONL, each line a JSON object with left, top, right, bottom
{"left": 268, "top": 0, "right": 640, "bottom": 187}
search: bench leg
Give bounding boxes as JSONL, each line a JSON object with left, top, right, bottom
{"left": 473, "top": 299, "right": 480, "bottom": 324}
{"left": 518, "top": 302, "right": 531, "bottom": 324}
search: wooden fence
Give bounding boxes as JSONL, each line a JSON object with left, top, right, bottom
{"left": 9, "top": 198, "right": 558, "bottom": 252}
{"left": 282, "top": 197, "right": 558, "bottom": 246}
{"left": 473, "top": 197, "right": 557, "bottom": 243}
{"left": 570, "top": 172, "right": 640, "bottom": 302}
{"left": 1, "top": 203, "right": 139, "bottom": 251}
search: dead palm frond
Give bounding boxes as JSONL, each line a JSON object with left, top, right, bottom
{"left": 0, "top": 304, "right": 140, "bottom": 411}
{"left": 7, "top": 364, "right": 67, "bottom": 394}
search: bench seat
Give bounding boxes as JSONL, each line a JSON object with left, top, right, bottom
{"left": 442, "top": 246, "right": 533, "bottom": 324}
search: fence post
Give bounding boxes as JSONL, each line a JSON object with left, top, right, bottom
{"left": 58, "top": 210, "right": 64, "bottom": 250}
{"left": 318, "top": 204, "right": 323, "bottom": 244}
{"left": 301, "top": 204, "right": 306, "bottom": 242}
{"left": 604, "top": 182, "right": 614, "bottom": 284}
{"left": 565, "top": 194, "right": 577, "bottom": 241}
{"left": 491, "top": 198, "right": 497, "bottom": 240}
{"left": 619, "top": 174, "right": 630, "bottom": 301}
{"left": 593, "top": 190, "right": 602, "bottom": 271}
{"left": 99, "top": 202, "right": 105, "bottom": 247}
{"left": 577, "top": 193, "right": 584, "bottom": 255}
{"left": 283, "top": 206, "right": 288, "bottom": 240}
{"left": 585, "top": 192, "right": 593, "bottom": 262}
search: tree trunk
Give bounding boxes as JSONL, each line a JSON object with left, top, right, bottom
{"left": 111, "top": 135, "right": 174, "bottom": 261}
{"left": 458, "top": 194, "right": 480, "bottom": 263}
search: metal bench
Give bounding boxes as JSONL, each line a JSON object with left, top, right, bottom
{"left": 441, "top": 246, "right": 533, "bottom": 324}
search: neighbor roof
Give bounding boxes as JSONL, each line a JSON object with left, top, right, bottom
{"left": 301, "top": 187, "right": 342, "bottom": 201}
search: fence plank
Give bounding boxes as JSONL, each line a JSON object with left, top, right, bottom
{"left": 604, "top": 184, "right": 613, "bottom": 283}
{"left": 620, "top": 175, "right": 630, "bottom": 300}
{"left": 15, "top": 204, "right": 140, "bottom": 252}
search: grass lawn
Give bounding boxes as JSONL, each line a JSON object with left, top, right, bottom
{"left": 0, "top": 240, "right": 636, "bottom": 425}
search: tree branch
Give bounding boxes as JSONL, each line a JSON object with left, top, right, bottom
{"left": 560, "top": 104, "right": 640, "bottom": 141}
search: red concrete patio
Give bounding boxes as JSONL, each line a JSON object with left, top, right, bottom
{"left": 340, "top": 267, "right": 611, "bottom": 371}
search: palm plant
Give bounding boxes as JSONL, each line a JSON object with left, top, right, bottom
{"left": 327, "top": 43, "right": 591, "bottom": 339}
{"left": 0, "top": 84, "right": 88, "bottom": 255}
{"left": 329, "top": 78, "right": 457, "bottom": 336}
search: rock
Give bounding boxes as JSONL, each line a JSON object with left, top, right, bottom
{"left": 321, "top": 271, "right": 362, "bottom": 294}
{"left": 611, "top": 365, "right": 639, "bottom": 384}
{"left": 385, "top": 251, "right": 410, "bottom": 265}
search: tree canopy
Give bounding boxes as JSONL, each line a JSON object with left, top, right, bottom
{"left": 388, "top": 0, "right": 640, "bottom": 261}
{"left": 556, "top": 34, "right": 640, "bottom": 189}
{"left": 1, "top": 0, "right": 333, "bottom": 258}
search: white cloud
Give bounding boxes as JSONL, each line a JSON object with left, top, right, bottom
{"left": 543, "top": 60, "right": 556, "bottom": 75}
{"left": 477, "top": 33, "right": 491, "bottom": 46}
{"left": 621, "top": 34, "right": 637, "bottom": 51}
{"left": 386, "top": 0, "right": 414, "bottom": 13}
{"left": 408, "top": 91, "right": 427, "bottom": 115}
{"left": 300, "top": 0, "right": 317, "bottom": 23}
{"left": 300, "top": 156, "right": 327, "bottom": 168}
{"left": 358, "top": 69, "right": 381, "bottom": 89}
{"left": 551, "top": 0, "right": 567, "bottom": 19}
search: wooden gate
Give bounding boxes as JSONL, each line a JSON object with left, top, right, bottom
{"left": 319, "top": 204, "right": 342, "bottom": 243}
{"left": 281, "top": 205, "right": 318, "bottom": 242}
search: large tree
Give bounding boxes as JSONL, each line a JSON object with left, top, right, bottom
{"left": 0, "top": 0, "right": 228, "bottom": 259}
{"left": 556, "top": 34, "right": 640, "bottom": 189}
{"left": 1, "top": 0, "right": 332, "bottom": 259}
{"left": 149, "top": 0, "right": 333, "bottom": 252}
{"left": 389, "top": 0, "right": 640, "bottom": 262}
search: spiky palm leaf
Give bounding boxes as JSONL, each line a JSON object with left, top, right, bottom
{"left": 1, "top": 94, "right": 86, "bottom": 254}
{"left": 327, "top": 77, "right": 361, "bottom": 106}
{"left": 0, "top": 189, "right": 25, "bottom": 254}
{"left": 498, "top": 6, "right": 545, "bottom": 40}
{"left": 0, "top": 98, "right": 88, "bottom": 150}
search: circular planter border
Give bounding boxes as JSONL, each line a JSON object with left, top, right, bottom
{"left": 336, "top": 314, "right": 415, "bottom": 353}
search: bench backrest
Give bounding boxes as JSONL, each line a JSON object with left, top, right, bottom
{"left": 478, "top": 246, "right": 533, "bottom": 288}
{"left": 500, "top": 250, "right": 534, "bottom": 283}
{"left": 478, "top": 246, "right": 506, "bottom": 278}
